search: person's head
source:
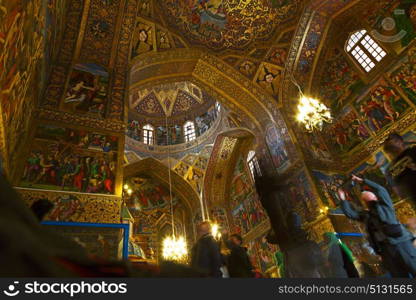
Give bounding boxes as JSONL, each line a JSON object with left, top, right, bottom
{"left": 230, "top": 234, "right": 243, "bottom": 246}
{"left": 197, "top": 221, "right": 211, "bottom": 236}
{"left": 30, "top": 199, "right": 54, "bottom": 221}
{"left": 361, "top": 190, "right": 378, "bottom": 204}
{"left": 383, "top": 133, "right": 406, "bottom": 159}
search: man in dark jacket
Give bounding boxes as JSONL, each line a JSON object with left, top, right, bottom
{"left": 383, "top": 133, "right": 416, "bottom": 204}
{"left": 223, "top": 234, "right": 254, "bottom": 278}
{"left": 191, "top": 221, "right": 223, "bottom": 277}
{"left": 338, "top": 175, "right": 416, "bottom": 277}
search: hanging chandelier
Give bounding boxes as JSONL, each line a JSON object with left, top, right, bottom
{"left": 290, "top": 73, "right": 332, "bottom": 132}
{"left": 162, "top": 235, "right": 188, "bottom": 262}
{"left": 296, "top": 96, "right": 332, "bottom": 132}
{"left": 161, "top": 114, "right": 188, "bottom": 262}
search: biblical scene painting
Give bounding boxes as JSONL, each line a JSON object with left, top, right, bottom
{"left": 326, "top": 106, "right": 370, "bottom": 154}
{"left": 277, "top": 170, "right": 320, "bottom": 224}
{"left": 46, "top": 224, "right": 124, "bottom": 260}
{"left": 193, "top": 207, "right": 229, "bottom": 234}
{"left": 159, "top": 0, "right": 300, "bottom": 50}
{"left": 253, "top": 234, "right": 278, "bottom": 275}
{"left": 354, "top": 78, "right": 410, "bottom": 134}
{"left": 230, "top": 157, "right": 267, "bottom": 235}
{"left": 352, "top": 151, "right": 398, "bottom": 200}
{"left": 311, "top": 170, "right": 347, "bottom": 208}
{"left": 131, "top": 21, "right": 154, "bottom": 58}
{"left": 20, "top": 124, "right": 118, "bottom": 194}
{"left": 389, "top": 46, "right": 416, "bottom": 104}
{"left": 123, "top": 176, "right": 178, "bottom": 211}
{"left": 319, "top": 48, "right": 365, "bottom": 113}
{"left": 265, "top": 124, "right": 293, "bottom": 174}
{"left": 63, "top": 63, "right": 109, "bottom": 117}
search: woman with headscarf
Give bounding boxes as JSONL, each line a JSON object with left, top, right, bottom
{"left": 323, "top": 232, "right": 359, "bottom": 278}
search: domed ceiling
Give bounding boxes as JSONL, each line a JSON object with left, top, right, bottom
{"left": 129, "top": 81, "right": 216, "bottom": 124}
{"left": 158, "top": 0, "right": 301, "bottom": 51}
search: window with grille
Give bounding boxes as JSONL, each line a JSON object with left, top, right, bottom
{"left": 143, "top": 124, "right": 154, "bottom": 145}
{"left": 247, "top": 150, "right": 261, "bottom": 179}
{"left": 184, "top": 121, "right": 196, "bottom": 142}
{"left": 346, "top": 29, "right": 386, "bottom": 72}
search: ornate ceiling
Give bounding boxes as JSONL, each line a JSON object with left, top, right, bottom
{"left": 129, "top": 81, "right": 216, "bottom": 122}
{"left": 158, "top": 0, "right": 302, "bottom": 51}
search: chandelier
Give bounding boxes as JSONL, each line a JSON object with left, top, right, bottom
{"left": 161, "top": 114, "right": 188, "bottom": 262}
{"left": 296, "top": 96, "right": 332, "bottom": 132}
{"left": 162, "top": 235, "right": 188, "bottom": 262}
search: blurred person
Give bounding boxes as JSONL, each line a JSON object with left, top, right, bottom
{"left": 222, "top": 232, "right": 254, "bottom": 278}
{"left": 323, "top": 232, "right": 359, "bottom": 278}
{"left": 190, "top": 221, "right": 223, "bottom": 277}
{"left": 338, "top": 175, "right": 416, "bottom": 277}
{"left": 384, "top": 133, "right": 416, "bottom": 203}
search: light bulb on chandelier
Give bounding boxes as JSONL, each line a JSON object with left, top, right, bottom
{"left": 296, "top": 95, "right": 332, "bottom": 132}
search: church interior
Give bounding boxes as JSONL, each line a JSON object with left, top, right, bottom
{"left": 1, "top": 0, "right": 416, "bottom": 278}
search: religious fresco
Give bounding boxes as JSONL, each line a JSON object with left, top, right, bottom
{"left": 277, "top": 170, "right": 320, "bottom": 224}
{"left": 63, "top": 63, "right": 109, "bottom": 117}
{"left": 352, "top": 151, "right": 399, "bottom": 201}
{"left": 193, "top": 207, "right": 229, "bottom": 234}
{"left": 253, "top": 234, "right": 278, "bottom": 275}
{"left": 0, "top": 0, "right": 49, "bottom": 175}
{"left": 302, "top": 132, "right": 332, "bottom": 162}
{"left": 159, "top": 0, "right": 301, "bottom": 51}
{"left": 236, "top": 60, "right": 258, "bottom": 79}
{"left": 131, "top": 21, "right": 154, "bottom": 58}
{"left": 230, "top": 156, "right": 267, "bottom": 235}
{"left": 389, "top": 46, "right": 416, "bottom": 104}
{"left": 255, "top": 63, "right": 282, "bottom": 98}
{"left": 265, "top": 124, "right": 294, "bottom": 174}
{"left": 265, "top": 46, "right": 288, "bottom": 68}
{"left": 195, "top": 107, "right": 218, "bottom": 136}
{"left": 156, "top": 28, "right": 173, "bottom": 50}
{"left": 20, "top": 124, "right": 118, "bottom": 194}
{"left": 326, "top": 107, "right": 370, "bottom": 154}
{"left": 311, "top": 170, "right": 347, "bottom": 208}
{"left": 354, "top": 78, "right": 410, "bottom": 134}
{"left": 319, "top": 48, "right": 365, "bottom": 113}
{"left": 19, "top": 188, "right": 121, "bottom": 223}
{"left": 185, "top": 166, "right": 204, "bottom": 194}
{"left": 123, "top": 176, "right": 178, "bottom": 211}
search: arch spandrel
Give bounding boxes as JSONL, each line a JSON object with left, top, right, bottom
{"left": 123, "top": 157, "right": 199, "bottom": 213}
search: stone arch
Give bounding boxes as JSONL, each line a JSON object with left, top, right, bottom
{"left": 203, "top": 128, "right": 256, "bottom": 207}
{"left": 123, "top": 157, "right": 200, "bottom": 213}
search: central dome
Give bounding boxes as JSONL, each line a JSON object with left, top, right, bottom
{"left": 129, "top": 81, "right": 216, "bottom": 125}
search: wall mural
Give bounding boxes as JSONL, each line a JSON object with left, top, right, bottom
{"left": 265, "top": 124, "right": 295, "bottom": 174}
{"left": 354, "top": 78, "right": 410, "bottom": 134}
{"left": 230, "top": 156, "right": 267, "bottom": 236}
{"left": 159, "top": 0, "right": 300, "bottom": 51}
{"left": 131, "top": 20, "right": 154, "bottom": 58}
{"left": 123, "top": 176, "right": 178, "bottom": 211}
{"left": 319, "top": 48, "right": 365, "bottom": 114}
{"left": 277, "top": 169, "right": 320, "bottom": 224}
{"left": 326, "top": 107, "right": 370, "bottom": 154}
{"left": 255, "top": 62, "right": 282, "bottom": 99}
{"left": 0, "top": 0, "right": 55, "bottom": 175}
{"left": 63, "top": 63, "right": 109, "bottom": 117}
{"left": 193, "top": 207, "right": 229, "bottom": 235}
{"left": 19, "top": 188, "right": 121, "bottom": 223}
{"left": 20, "top": 124, "right": 118, "bottom": 194}
{"left": 389, "top": 45, "right": 416, "bottom": 103}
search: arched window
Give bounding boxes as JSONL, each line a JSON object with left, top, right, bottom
{"left": 345, "top": 29, "right": 386, "bottom": 72}
{"left": 143, "top": 124, "right": 154, "bottom": 145}
{"left": 247, "top": 150, "right": 261, "bottom": 179}
{"left": 184, "top": 121, "right": 196, "bottom": 142}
